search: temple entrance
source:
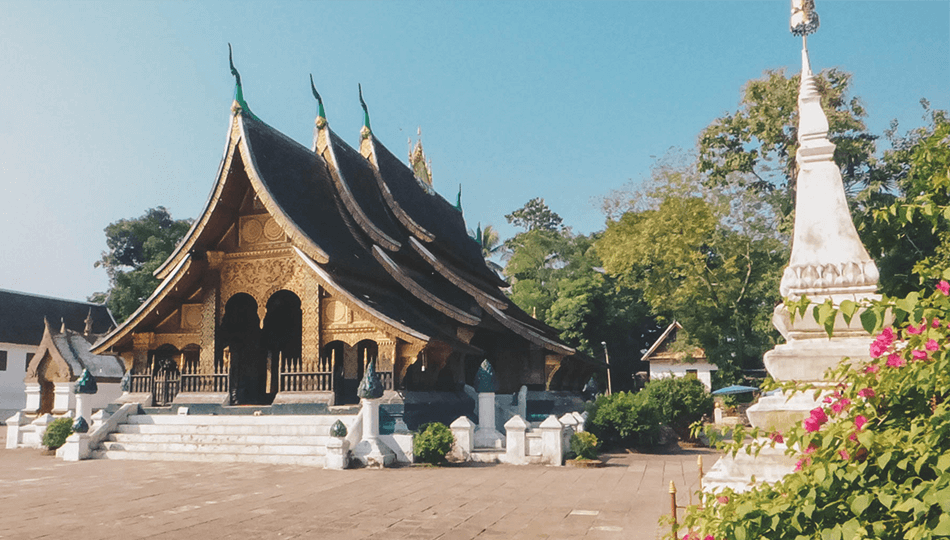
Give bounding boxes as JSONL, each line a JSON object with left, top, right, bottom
{"left": 36, "top": 354, "right": 55, "bottom": 414}
{"left": 221, "top": 293, "right": 267, "bottom": 405}
{"left": 152, "top": 344, "right": 181, "bottom": 406}
{"left": 261, "top": 290, "right": 302, "bottom": 397}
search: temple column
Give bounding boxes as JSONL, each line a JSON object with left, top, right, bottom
{"left": 132, "top": 333, "right": 154, "bottom": 373}
{"left": 199, "top": 282, "right": 218, "bottom": 375}
{"left": 300, "top": 281, "right": 320, "bottom": 369}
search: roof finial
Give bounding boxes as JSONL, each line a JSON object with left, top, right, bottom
{"left": 228, "top": 43, "right": 253, "bottom": 116}
{"left": 359, "top": 84, "right": 372, "bottom": 139}
{"left": 790, "top": 0, "right": 820, "bottom": 48}
{"left": 84, "top": 308, "right": 94, "bottom": 337}
{"left": 310, "top": 74, "right": 326, "bottom": 127}
{"left": 455, "top": 184, "right": 463, "bottom": 213}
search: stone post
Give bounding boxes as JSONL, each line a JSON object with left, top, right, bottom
{"left": 352, "top": 359, "right": 395, "bottom": 468}
{"left": 504, "top": 415, "right": 528, "bottom": 465}
{"left": 31, "top": 414, "right": 53, "bottom": 449}
{"left": 5, "top": 412, "right": 29, "bottom": 449}
{"left": 473, "top": 360, "right": 504, "bottom": 449}
{"left": 24, "top": 383, "right": 40, "bottom": 412}
{"left": 325, "top": 420, "right": 350, "bottom": 470}
{"left": 572, "top": 411, "right": 586, "bottom": 431}
{"left": 516, "top": 385, "right": 528, "bottom": 419}
{"left": 558, "top": 413, "right": 579, "bottom": 451}
{"left": 539, "top": 415, "right": 565, "bottom": 466}
{"left": 449, "top": 416, "right": 474, "bottom": 461}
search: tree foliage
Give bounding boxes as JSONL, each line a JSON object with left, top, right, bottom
{"left": 678, "top": 280, "right": 950, "bottom": 540}
{"left": 505, "top": 197, "right": 564, "bottom": 232}
{"left": 596, "top": 161, "right": 786, "bottom": 375}
{"left": 469, "top": 223, "right": 504, "bottom": 274}
{"left": 92, "top": 207, "right": 191, "bottom": 322}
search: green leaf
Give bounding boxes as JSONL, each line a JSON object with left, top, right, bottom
{"left": 895, "top": 292, "right": 920, "bottom": 317}
{"left": 839, "top": 299, "right": 857, "bottom": 325}
{"left": 850, "top": 494, "right": 871, "bottom": 515}
{"left": 860, "top": 307, "right": 882, "bottom": 334}
{"left": 935, "top": 513, "right": 950, "bottom": 535}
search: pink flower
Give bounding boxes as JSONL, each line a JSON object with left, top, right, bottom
{"left": 855, "top": 415, "right": 868, "bottom": 431}
{"left": 933, "top": 318, "right": 942, "bottom": 328}
{"left": 865, "top": 364, "right": 880, "bottom": 374}
{"left": 938, "top": 280, "right": 950, "bottom": 295}
{"left": 879, "top": 327, "right": 896, "bottom": 345}
{"left": 886, "top": 354, "right": 905, "bottom": 368}
{"left": 907, "top": 323, "right": 923, "bottom": 335}
{"left": 803, "top": 407, "right": 828, "bottom": 432}
{"left": 717, "top": 496, "right": 730, "bottom": 505}
{"left": 705, "top": 536, "right": 715, "bottom": 540}
{"left": 912, "top": 349, "right": 928, "bottom": 361}
{"left": 858, "top": 388, "right": 875, "bottom": 398}
{"left": 926, "top": 339, "right": 940, "bottom": 351}
{"left": 794, "top": 457, "right": 809, "bottom": 471}
{"left": 839, "top": 449, "right": 850, "bottom": 460}
{"left": 769, "top": 432, "right": 784, "bottom": 444}
{"left": 831, "top": 398, "right": 851, "bottom": 414}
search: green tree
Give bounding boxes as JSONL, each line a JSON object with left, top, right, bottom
{"left": 505, "top": 197, "right": 563, "bottom": 232}
{"left": 596, "top": 160, "right": 786, "bottom": 375}
{"left": 698, "top": 68, "right": 877, "bottom": 225}
{"left": 503, "top": 200, "right": 657, "bottom": 385}
{"left": 469, "top": 223, "right": 504, "bottom": 275}
{"left": 92, "top": 207, "right": 191, "bottom": 322}
{"left": 858, "top": 102, "right": 950, "bottom": 296}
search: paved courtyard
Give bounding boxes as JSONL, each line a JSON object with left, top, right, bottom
{"left": 1, "top": 434, "right": 718, "bottom": 540}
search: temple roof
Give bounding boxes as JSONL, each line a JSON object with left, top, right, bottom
{"left": 0, "top": 289, "right": 115, "bottom": 346}
{"left": 98, "top": 93, "right": 574, "bottom": 359}
{"left": 27, "top": 318, "right": 125, "bottom": 382}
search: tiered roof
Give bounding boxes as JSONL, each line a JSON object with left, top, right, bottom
{"left": 93, "top": 65, "right": 584, "bottom": 365}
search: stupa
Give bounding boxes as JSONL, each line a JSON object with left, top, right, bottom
{"left": 704, "top": 0, "right": 880, "bottom": 491}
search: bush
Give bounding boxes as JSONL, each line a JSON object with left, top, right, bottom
{"left": 42, "top": 418, "right": 74, "bottom": 450}
{"left": 641, "top": 377, "right": 713, "bottom": 440}
{"left": 570, "top": 431, "right": 600, "bottom": 460}
{"left": 586, "top": 391, "right": 662, "bottom": 448}
{"left": 413, "top": 422, "right": 454, "bottom": 464}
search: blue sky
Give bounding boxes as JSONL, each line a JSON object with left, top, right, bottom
{"left": 1, "top": 1, "right": 947, "bottom": 302}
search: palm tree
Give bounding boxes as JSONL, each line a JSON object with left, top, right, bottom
{"left": 470, "top": 223, "right": 504, "bottom": 275}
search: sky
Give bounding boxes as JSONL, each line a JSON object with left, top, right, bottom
{"left": 1, "top": 1, "right": 948, "bottom": 303}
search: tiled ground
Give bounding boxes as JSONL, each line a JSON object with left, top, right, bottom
{"left": 0, "top": 434, "right": 717, "bottom": 540}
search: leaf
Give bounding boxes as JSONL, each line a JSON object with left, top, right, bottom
{"left": 895, "top": 292, "right": 919, "bottom": 317}
{"left": 935, "top": 512, "right": 950, "bottom": 535}
{"left": 839, "top": 299, "right": 857, "bottom": 326}
{"left": 850, "top": 494, "right": 871, "bottom": 515}
{"left": 860, "top": 307, "right": 882, "bottom": 334}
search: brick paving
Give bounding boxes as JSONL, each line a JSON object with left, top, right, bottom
{"left": 0, "top": 432, "right": 718, "bottom": 540}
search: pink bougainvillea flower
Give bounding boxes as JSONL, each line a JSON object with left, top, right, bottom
{"left": 803, "top": 407, "right": 828, "bottom": 432}
{"left": 855, "top": 415, "right": 868, "bottom": 431}
{"left": 705, "top": 536, "right": 715, "bottom": 540}
{"left": 858, "top": 387, "right": 875, "bottom": 398}
{"left": 912, "top": 349, "right": 928, "bottom": 361}
{"left": 938, "top": 280, "right": 950, "bottom": 296}
{"left": 839, "top": 449, "right": 850, "bottom": 460}
{"left": 717, "top": 496, "right": 729, "bottom": 505}
{"left": 906, "top": 323, "right": 923, "bottom": 335}
{"left": 933, "top": 318, "right": 942, "bottom": 328}
{"left": 769, "top": 432, "right": 784, "bottom": 444}
{"left": 865, "top": 363, "right": 880, "bottom": 374}
{"left": 849, "top": 432, "right": 858, "bottom": 442}
{"left": 880, "top": 327, "right": 896, "bottom": 343}
{"left": 926, "top": 339, "right": 940, "bottom": 351}
{"left": 830, "top": 398, "right": 851, "bottom": 415}
{"left": 886, "top": 354, "right": 905, "bottom": 368}
{"left": 869, "top": 341, "right": 887, "bottom": 357}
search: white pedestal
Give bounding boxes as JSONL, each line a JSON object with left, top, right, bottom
{"left": 325, "top": 437, "right": 350, "bottom": 470}
{"left": 474, "top": 392, "right": 503, "bottom": 449}
{"left": 352, "top": 398, "right": 395, "bottom": 468}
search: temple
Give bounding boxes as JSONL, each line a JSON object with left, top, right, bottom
{"left": 89, "top": 65, "right": 596, "bottom": 413}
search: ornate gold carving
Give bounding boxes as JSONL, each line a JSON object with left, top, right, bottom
{"left": 263, "top": 217, "right": 282, "bottom": 241}
{"left": 325, "top": 299, "right": 347, "bottom": 324}
{"left": 241, "top": 217, "right": 263, "bottom": 244}
{"left": 181, "top": 304, "right": 203, "bottom": 329}
{"left": 239, "top": 215, "right": 286, "bottom": 248}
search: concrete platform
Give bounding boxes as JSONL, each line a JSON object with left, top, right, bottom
{"left": 0, "top": 433, "right": 718, "bottom": 540}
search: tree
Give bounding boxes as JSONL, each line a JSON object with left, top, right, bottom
{"left": 596, "top": 159, "right": 786, "bottom": 375}
{"left": 503, "top": 200, "right": 658, "bottom": 386}
{"left": 698, "top": 68, "right": 877, "bottom": 225}
{"left": 857, "top": 102, "right": 950, "bottom": 296}
{"left": 505, "top": 197, "right": 563, "bottom": 232}
{"left": 92, "top": 207, "right": 191, "bottom": 322}
{"left": 469, "top": 223, "right": 504, "bottom": 275}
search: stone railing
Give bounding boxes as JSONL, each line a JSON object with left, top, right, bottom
{"left": 449, "top": 412, "right": 585, "bottom": 466}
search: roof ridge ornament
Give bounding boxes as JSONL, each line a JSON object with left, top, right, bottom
{"left": 790, "top": 0, "right": 820, "bottom": 40}
{"left": 359, "top": 84, "right": 372, "bottom": 139}
{"left": 310, "top": 74, "right": 326, "bottom": 128}
{"left": 455, "top": 184, "right": 463, "bottom": 213}
{"left": 228, "top": 43, "right": 254, "bottom": 117}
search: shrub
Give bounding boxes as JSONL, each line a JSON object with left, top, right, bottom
{"left": 641, "top": 376, "right": 713, "bottom": 439}
{"left": 42, "top": 418, "right": 74, "bottom": 450}
{"left": 413, "top": 422, "right": 454, "bottom": 464}
{"left": 570, "top": 431, "right": 600, "bottom": 460}
{"left": 677, "top": 282, "right": 950, "bottom": 539}
{"left": 586, "top": 391, "right": 662, "bottom": 448}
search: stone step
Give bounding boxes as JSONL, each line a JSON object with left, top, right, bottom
{"left": 90, "top": 449, "right": 326, "bottom": 467}
{"left": 109, "top": 432, "right": 331, "bottom": 446}
{"left": 126, "top": 414, "right": 353, "bottom": 426}
{"left": 101, "top": 440, "right": 327, "bottom": 456}
{"left": 115, "top": 423, "right": 333, "bottom": 437}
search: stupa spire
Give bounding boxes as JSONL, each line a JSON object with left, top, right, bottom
{"left": 778, "top": 10, "right": 878, "bottom": 302}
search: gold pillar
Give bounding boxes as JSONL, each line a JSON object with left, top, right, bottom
{"left": 200, "top": 284, "right": 218, "bottom": 375}
{"left": 132, "top": 332, "right": 154, "bottom": 372}
{"left": 301, "top": 282, "right": 321, "bottom": 369}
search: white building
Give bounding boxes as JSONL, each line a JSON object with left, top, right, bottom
{"left": 0, "top": 289, "right": 116, "bottom": 420}
{"left": 642, "top": 322, "right": 717, "bottom": 391}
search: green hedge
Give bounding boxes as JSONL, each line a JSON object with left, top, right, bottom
{"left": 413, "top": 422, "right": 454, "bottom": 464}
{"left": 42, "top": 417, "right": 74, "bottom": 450}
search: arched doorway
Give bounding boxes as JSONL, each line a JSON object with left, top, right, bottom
{"left": 261, "top": 290, "right": 302, "bottom": 397}
{"left": 152, "top": 344, "right": 181, "bottom": 406}
{"left": 221, "top": 293, "right": 266, "bottom": 405}
{"left": 323, "top": 341, "right": 352, "bottom": 405}
{"left": 35, "top": 354, "right": 57, "bottom": 414}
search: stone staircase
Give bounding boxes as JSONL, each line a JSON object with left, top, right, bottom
{"left": 91, "top": 413, "right": 358, "bottom": 467}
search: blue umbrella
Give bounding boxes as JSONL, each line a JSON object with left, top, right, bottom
{"left": 712, "top": 385, "right": 760, "bottom": 395}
